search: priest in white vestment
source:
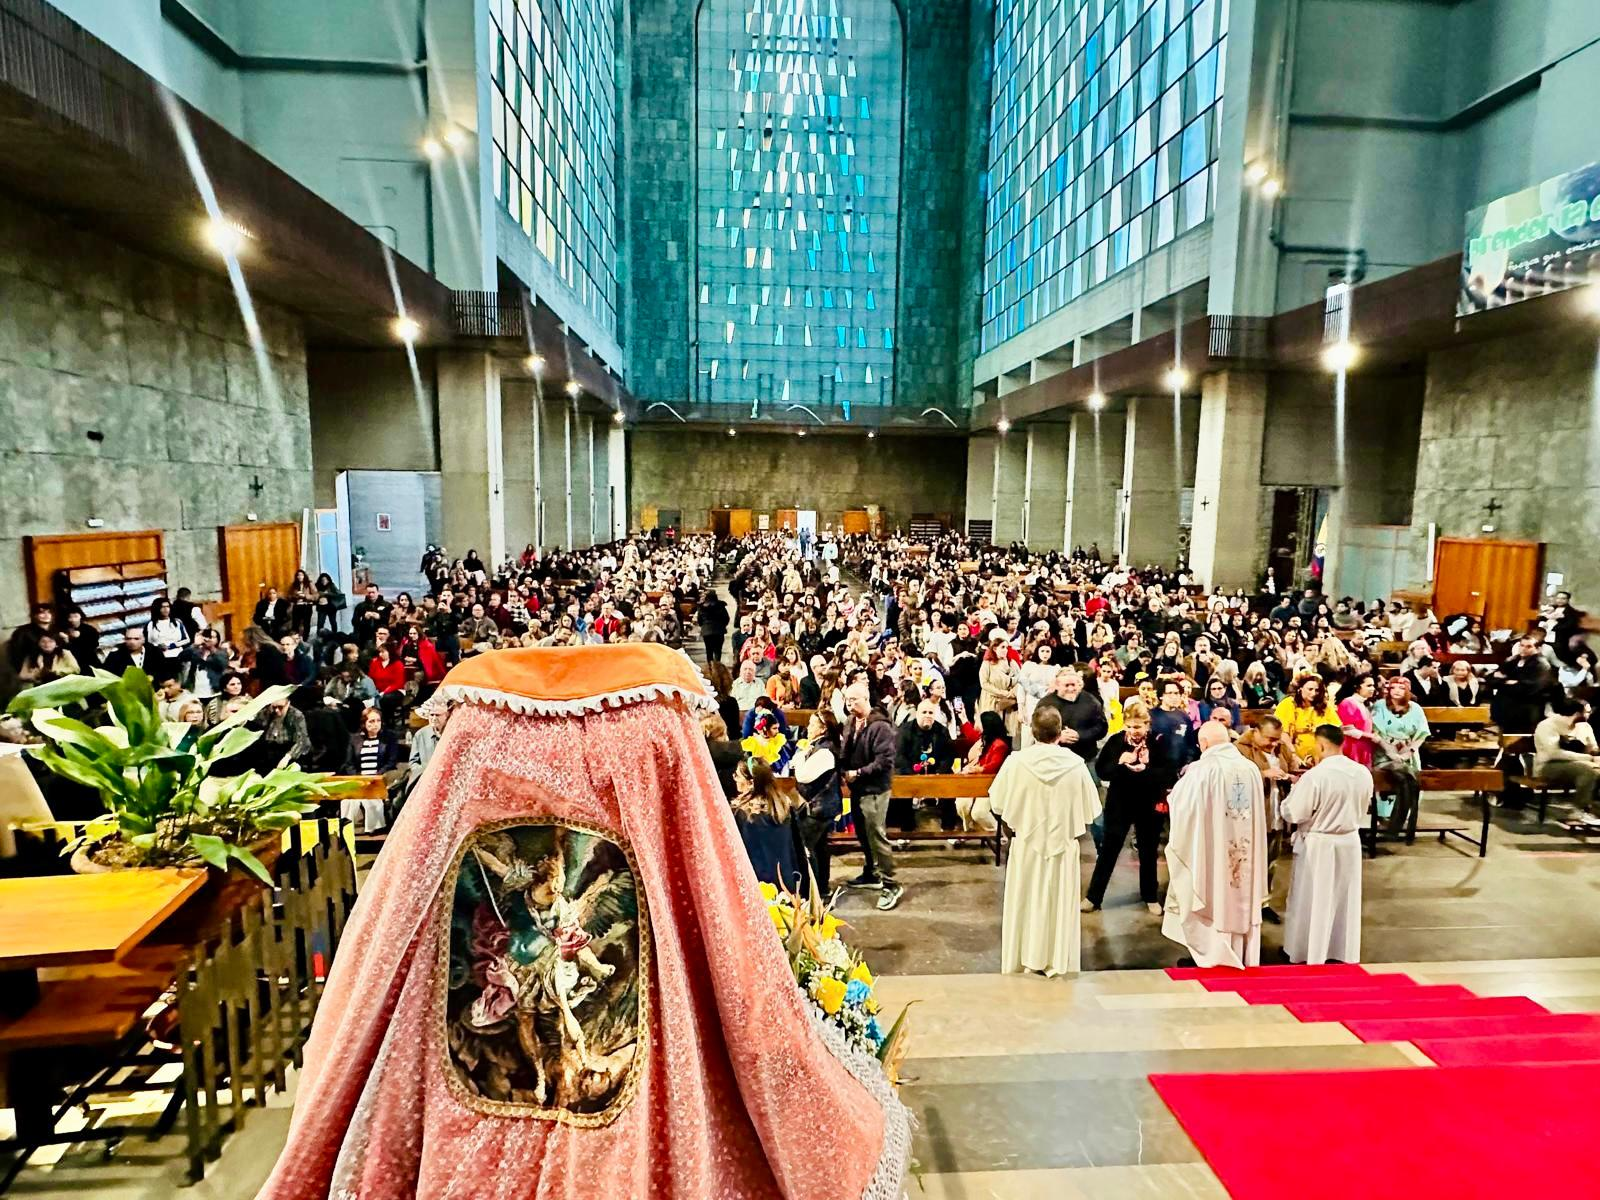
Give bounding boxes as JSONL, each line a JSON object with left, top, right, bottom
{"left": 1162, "top": 722, "right": 1268, "bottom": 968}
{"left": 1281, "top": 724, "right": 1368, "bottom": 964}
{"left": 990, "top": 706, "right": 1103, "bottom": 976}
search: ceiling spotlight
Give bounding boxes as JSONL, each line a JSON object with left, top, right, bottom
{"left": 1087, "top": 391, "right": 1107, "bottom": 411}
{"left": 526, "top": 353, "right": 544, "bottom": 372}
{"left": 202, "top": 217, "right": 248, "bottom": 257}
{"left": 1582, "top": 285, "right": 1600, "bottom": 314}
{"left": 866, "top": 430, "right": 876, "bottom": 439}
{"left": 1261, "top": 178, "right": 1283, "bottom": 199}
{"left": 1163, "top": 367, "right": 1190, "bottom": 391}
{"left": 1321, "top": 341, "right": 1360, "bottom": 372}
{"left": 421, "top": 137, "right": 444, "bottom": 160}
{"left": 727, "top": 427, "right": 737, "bottom": 437}
{"left": 612, "top": 410, "right": 625, "bottom": 424}
{"left": 443, "top": 127, "right": 468, "bottom": 148}
{"left": 1244, "top": 161, "right": 1268, "bottom": 186}
{"left": 393, "top": 316, "right": 421, "bottom": 344}
{"left": 565, "top": 380, "right": 581, "bottom": 397}
{"left": 997, "top": 418, "right": 1012, "bottom": 434}
{"left": 797, "top": 429, "right": 807, "bottom": 438}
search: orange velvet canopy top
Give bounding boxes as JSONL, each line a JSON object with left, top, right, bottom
{"left": 429, "top": 643, "right": 715, "bottom": 717}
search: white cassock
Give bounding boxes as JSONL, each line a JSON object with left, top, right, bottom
{"left": 1280, "top": 754, "right": 1369, "bottom": 964}
{"left": 1162, "top": 743, "right": 1268, "bottom": 968}
{"left": 990, "top": 743, "right": 1103, "bottom": 976}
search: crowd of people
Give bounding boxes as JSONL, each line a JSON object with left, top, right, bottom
{"left": 7, "top": 526, "right": 1597, "bottom": 905}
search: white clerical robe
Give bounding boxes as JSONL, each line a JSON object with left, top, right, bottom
{"left": 1280, "top": 754, "right": 1369, "bottom": 965}
{"left": 990, "top": 743, "right": 1103, "bottom": 976}
{"left": 1162, "top": 743, "right": 1268, "bottom": 968}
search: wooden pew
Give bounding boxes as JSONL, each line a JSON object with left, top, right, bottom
{"left": 1368, "top": 766, "right": 1502, "bottom": 858}
{"left": 782, "top": 772, "right": 1008, "bottom": 865}
{"left": 1498, "top": 733, "right": 1577, "bottom": 825}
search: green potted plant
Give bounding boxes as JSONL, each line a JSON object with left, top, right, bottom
{"left": 7, "top": 665, "right": 357, "bottom": 885}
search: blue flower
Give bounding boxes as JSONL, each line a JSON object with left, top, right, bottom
{"left": 845, "top": 979, "right": 871, "bottom": 1005}
{"left": 867, "top": 1017, "right": 882, "bottom": 1043}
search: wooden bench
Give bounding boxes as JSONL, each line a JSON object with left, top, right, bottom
{"left": 1498, "top": 733, "right": 1578, "bottom": 825}
{"left": 779, "top": 772, "right": 1008, "bottom": 866}
{"left": 1367, "top": 766, "right": 1503, "bottom": 858}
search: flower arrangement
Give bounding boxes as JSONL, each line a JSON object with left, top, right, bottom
{"left": 760, "top": 878, "right": 913, "bottom": 1085}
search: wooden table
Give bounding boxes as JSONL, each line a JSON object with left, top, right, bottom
{"left": 0, "top": 868, "right": 206, "bottom": 1017}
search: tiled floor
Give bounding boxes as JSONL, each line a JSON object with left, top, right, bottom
{"left": 10, "top": 795, "right": 1600, "bottom": 1196}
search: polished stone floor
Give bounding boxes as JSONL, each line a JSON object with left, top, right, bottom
{"left": 10, "top": 792, "right": 1600, "bottom": 1197}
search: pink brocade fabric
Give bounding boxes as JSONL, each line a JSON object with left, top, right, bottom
{"left": 258, "top": 700, "right": 902, "bottom": 1200}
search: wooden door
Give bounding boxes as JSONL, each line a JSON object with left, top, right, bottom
{"left": 217, "top": 523, "right": 301, "bottom": 642}
{"left": 708, "top": 508, "right": 732, "bottom": 538}
{"left": 775, "top": 508, "right": 798, "bottom": 531}
{"left": 728, "top": 509, "right": 753, "bottom": 538}
{"left": 840, "top": 509, "right": 870, "bottom": 536}
{"left": 1432, "top": 537, "right": 1543, "bottom": 632}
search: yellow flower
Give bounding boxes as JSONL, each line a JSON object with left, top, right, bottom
{"left": 849, "top": 961, "right": 874, "bottom": 988}
{"left": 812, "top": 975, "right": 847, "bottom": 1015}
{"left": 758, "top": 881, "right": 778, "bottom": 902}
{"left": 819, "top": 913, "right": 842, "bottom": 940}
{"left": 768, "top": 905, "right": 790, "bottom": 934}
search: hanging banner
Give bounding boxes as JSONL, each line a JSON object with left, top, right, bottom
{"left": 1459, "top": 162, "right": 1600, "bottom": 316}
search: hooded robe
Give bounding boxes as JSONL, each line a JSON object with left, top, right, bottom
{"left": 989, "top": 741, "right": 1103, "bottom": 976}
{"left": 1161, "top": 740, "right": 1268, "bottom": 968}
{"left": 258, "top": 644, "right": 910, "bottom": 1199}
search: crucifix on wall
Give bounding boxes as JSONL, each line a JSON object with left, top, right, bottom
{"left": 1481, "top": 496, "right": 1502, "bottom": 533}
{"left": 248, "top": 475, "right": 266, "bottom": 499}
{"left": 1198, "top": 497, "right": 1211, "bottom": 512}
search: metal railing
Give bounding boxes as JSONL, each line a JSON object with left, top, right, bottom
{"left": 1207, "top": 315, "right": 1272, "bottom": 361}
{"left": 451, "top": 290, "right": 528, "bottom": 339}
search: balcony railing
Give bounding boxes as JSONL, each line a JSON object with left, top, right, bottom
{"left": 1207, "top": 315, "right": 1271, "bottom": 361}
{"left": 451, "top": 290, "right": 528, "bottom": 339}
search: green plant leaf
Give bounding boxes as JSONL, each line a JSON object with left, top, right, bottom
{"left": 28, "top": 743, "right": 117, "bottom": 802}
{"left": 208, "top": 725, "right": 262, "bottom": 763}
{"left": 6, "top": 672, "right": 117, "bottom": 718}
{"left": 102, "top": 673, "right": 156, "bottom": 745}
{"left": 226, "top": 844, "right": 274, "bottom": 885}
{"left": 29, "top": 711, "right": 124, "bottom": 760}
{"left": 189, "top": 833, "right": 229, "bottom": 871}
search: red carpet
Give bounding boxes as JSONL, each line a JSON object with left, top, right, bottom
{"left": 1345, "top": 1012, "right": 1600, "bottom": 1043}
{"left": 1416, "top": 1033, "right": 1600, "bottom": 1066}
{"left": 1285, "top": 993, "right": 1544, "bottom": 1023}
{"left": 1151, "top": 1064, "right": 1600, "bottom": 1200}
{"left": 1199, "top": 974, "right": 1417, "bottom": 994}
{"left": 1204, "top": 983, "right": 1422, "bottom": 1005}
{"left": 1166, "top": 963, "right": 1368, "bottom": 981}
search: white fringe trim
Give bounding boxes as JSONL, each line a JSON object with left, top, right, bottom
{"left": 431, "top": 679, "right": 716, "bottom": 717}
{"left": 803, "top": 999, "right": 914, "bottom": 1200}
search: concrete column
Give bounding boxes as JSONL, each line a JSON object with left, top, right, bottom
{"left": 532, "top": 385, "right": 543, "bottom": 552}
{"left": 500, "top": 381, "right": 537, "bottom": 556}
{"left": 992, "top": 432, "right": 1028, "bottom": 545}
{"left": 607, "top": 426, "right": 627, "bottom": 539}
{"left": 563, "top": 405, "right": 573, "bottom": 550}
{"left": 1190, "top": 371, "right": 1268, "bottom": 590}
{"left": 1065, "top": 411, "right": 1125, "bottom": 557}
{"left": 1024, "top": 424, "right": 1069, "bottom": 552}
{"left": 568, "top": 413, "right": 593, "bottom": 549}
{"left": 965, "top": 436, "right": 995, "bottom": 538}
{"left": 438, "top": 350, "right": 505, "bottom": 566}
{"left": 1122, "top": 395, "right": 1192, "bottom": 568}
{"left": 538, "top": 394, "right": 566, "bottom": 549}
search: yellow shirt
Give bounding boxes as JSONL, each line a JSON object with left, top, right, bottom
{"left": 1273, "top": 696, "right": 1340, "bottom": 760}
{"left": 1104, "top": 696, "right": 1125, "bottom": 736}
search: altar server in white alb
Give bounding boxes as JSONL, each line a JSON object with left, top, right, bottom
{"left": 1162, "top": 721, "right": 1268, "bottom": 968}
{"left": 1280, "top": 724, "right": 1368, "bottom": 964}
{"left": 989, "top": 705, "right": 1102, "bottom": 976}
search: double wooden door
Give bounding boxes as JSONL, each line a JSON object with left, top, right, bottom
{"left": 1432, "top": 537, "right": 1543, "bottom": 632}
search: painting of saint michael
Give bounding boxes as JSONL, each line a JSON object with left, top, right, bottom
{"left": 445, "top": 821, "right": 644, "bottom": 1119}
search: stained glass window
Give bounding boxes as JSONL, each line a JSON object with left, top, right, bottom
{"left": 980, "top": 0, "right": 1229, "bottom": 353}
{"left": 488, "top": 0, "right": 618, "bottom": 336}
{"left": 694, "top": 0, "right": 902, "bottom": 417}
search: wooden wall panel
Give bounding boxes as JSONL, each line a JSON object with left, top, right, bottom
{"left": 727, "top": 509, "right": 753, "bottom": 538}
{"left": 216, "top": 523, "right": 301, "bottom": 643}
{"left": 1433, "top": 537, "right": 1543, "bottom": 633}
{"left": 24, "top": 530, "right": 165, "bottom": 606}
{"left": 840, "top": 510, "right": 871, "bottom": 536}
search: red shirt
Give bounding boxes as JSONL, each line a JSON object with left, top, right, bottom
{"left": 974, "top": 738, "right": 1011, "bottom": 774}
{"left": 367, "top": 656, "right": 406, "bottom": 694}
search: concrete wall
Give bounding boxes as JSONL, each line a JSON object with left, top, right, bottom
{"left": 629, "top": 431, "right": 967, "bottom": 533}
{"left": 0, "top": 187, "right": 311, "bottom": 627}
{"left": 1277, "top": 0, "right": 1600, "bottom": 311}
{"left": 307, "top": 349, "right": 439, "bottom": 507}
{"left": 1410, "top": 325, "right": 1600, "bottom": 602}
